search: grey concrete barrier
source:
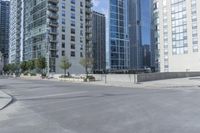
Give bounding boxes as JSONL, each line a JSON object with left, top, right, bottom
{"left": 137, "top": 72, "right": 200, "bottom": 82}
{"left": 92, "top": 74, "right": 137, "bottom": 83}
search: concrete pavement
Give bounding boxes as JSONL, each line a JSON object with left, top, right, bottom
{"left": 1, "top": 78, "right": 200, "bottom": 133}
{"left": 83, "top": 76, "right": 200, "bottom": 89}
{"left": 0, "top": 90, "right": 13, "bottom": 110}
{"left": 18, "top": 75, "right": 200, "bottom": 89}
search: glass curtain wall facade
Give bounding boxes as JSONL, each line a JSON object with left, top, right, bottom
{"left": 9, "top": 0, "right": 23, "bottom": 64}
{"left": 109, "top": 0, "right": 142, "bottom": 70}
{"left": 9, "top": 0, "right": 92, "bottom": 74}
{"left": 92, "top": 11, "right": 106, "bottom": 72}
{"left": 23, "top": 0, "right": 58, "bottom": 72}
{"left": 0, "top": 0, "right": 10, "bottom": 64}
{"left": 109, "top": 0, "right": 130, "bottom": 70}
{"left": 128, "top": 0, "right": 142, "bottom": 70}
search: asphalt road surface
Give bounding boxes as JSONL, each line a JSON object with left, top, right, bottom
{"left": 1, "top": 78, "right": 200, "bottom": 133}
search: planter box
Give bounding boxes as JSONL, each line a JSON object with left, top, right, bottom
{"left": 20, "top": 75, "right": 41, "bottom": 80}
{"left": 58, "top": 77, "right": 85, "bottom": 82}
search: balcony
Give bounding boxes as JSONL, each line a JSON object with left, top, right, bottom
{"left": 48, "top": 30, "right": 57, "bottom": 35}
{"left": 85, "top": 8, "right": 92, "bottom": 14}
{"left": 86, "top": 36, "right": 92, "bottom": 40}
{"left": 48, "top": 0, "right": 59, "bottom": 4}
{"left": 85, "top": 15, "right": 92, "bottom": 21}
{"left": 48, "top": 12, "right": 58, "bottom": 19}
{"left": 85, "top": 22, "right": 92, "bottom": 27}
{"left": 48, "top": 21, "right": 58, "bottom": 27}
{"left": 48, "top": 4, "right": 58, "bottom": 12}
{"left": 86, "top": 28, "right": 92, "bottom": 34}
{"left": 85, "top": 1, "right": 92, "bottom": 8}
{"left": 49, "top": 38, "right": 57, "bottom": 43}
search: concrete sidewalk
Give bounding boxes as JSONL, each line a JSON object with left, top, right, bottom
{"left": 0, "top": 90, "right": 13, "bottom": 110}
{"left": 17, "top": 76, "right": 200, "bottom": 89}
{"left": 85, "top": 77, "right": 200, "bottom": 89}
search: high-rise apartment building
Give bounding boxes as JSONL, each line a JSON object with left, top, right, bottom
{"left": 92, "top": 11, "right": 106, "bottom": 72}
{"left": 9, "top": 0, "right": 23, "bottom": 64}
{"left": 0, "top": 0, "right": 10, "bottom": 64}
{"left": 109, "top": 0, "right": 142, "bottom": 70}
{"left": 57, "top": 0, "right": 92, "bottom": 74}
{"left": 152, "top": 0, "right": 200, "bottom": 72}
{"left": 9, "top": 0, "right": 92, "bottom": 74}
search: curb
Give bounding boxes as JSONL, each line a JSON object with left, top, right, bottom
{"left": 0, "top": 91, "right": 13, "bottom": 110}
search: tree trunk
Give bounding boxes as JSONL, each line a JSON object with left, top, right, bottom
{"left": 64, "top": 69, "right": 66, "bottom": 77}
{"left": 86, "top": 65, "right": 88, "bottom": 77}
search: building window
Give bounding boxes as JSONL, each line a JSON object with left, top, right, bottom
{"left": 62, "top": 18, "right": 65, "bottom": 24}
{"left": 71, "top": 28, "right": 75, "bottom": 34}
{"left": 62, "top": 26, "right": 65, "bottom": 32}
{"left": 62, "top": 51, "right": 65, "bottom": 56}
{"left": 71, "top": 13, "right": 75, "bottom": 19}
{"left": 71, "top": 20, "right": 75, "bottom": 27}
{"left": 62, "top": 10, "right": 65, "bottom": 17}
{"left": 171, "top": 0, "right": 188, "bottom": 55}
{"left": 71, "top": 51, "right": 75, "bottom": 57}
{"left": 62, "top": 35, "right": 65, "bottom": 40}
{"left": 71, "top": 44, "right": 75, "bottom": 49}
{"left": 71, "top": 36, "right": 75, "bottom": 41}
{"left": 71, "top": 0, "right": 75, "bottom": 4}
{"left": 62, "top": 3, "right": 65, "bottom": 9}
{"left": 80, "top": 52, "right": 83, "bottom": 57}
{"left": 62, "top": 43, "right": 65, "bottom": 48}
{"left": 71, "top": 5, "right": 75, "bottom": 12}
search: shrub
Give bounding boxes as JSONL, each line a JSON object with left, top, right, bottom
{"left": 84, "top": 75, "right": 95, "bottom": 82}
{"left": 23, "top": 71, "right": 29, "bottom": 76}
{"left": 30, "top": 72, "right": 36, "bottom": 76}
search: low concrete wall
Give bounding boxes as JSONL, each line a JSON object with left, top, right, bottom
{"left": 58, "top": 77, "right": 85, "bottom": 82}
{"left": 93, "top": 72, "right": 200, "bottom": 83}
{"left": 137, "top": 72, "right": 200, "bottom": 82}
{"left": 20, "top": 75, "right": 41, "bottom": 80}
{"left": 92, "top": 74, "right": 137, "bottom": 83}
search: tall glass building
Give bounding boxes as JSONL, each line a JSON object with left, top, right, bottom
{"left": 9, "top": 0, "right": 23, "bottom": 64}
{"left": 92, "top": 11, "right": 106, "bottom": 72}
{"left": 9, "top": 0, "right": 92, "bottom": 74}
{"left": 109, "top": 0, "right": 142, "bottom": 70}
{"left": 0, "top": 0, "right": 10, "bottom": 64}
{"left": 128, "top": 0, "right": 142, "bottom": 70}
{"left": 109, "top": 0, "right": 129, "bottom": 70}
{"left": 152, "top": 0, "right": 200, "bottom": 72}
{"left": 23, "top": 0, "right": 59, "bottom": 72}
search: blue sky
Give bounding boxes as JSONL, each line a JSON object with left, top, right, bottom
{"left": 92, "top": 0, "right": 109, "bottom": 15}
{"left": 92, "top": 0, "right": 151, "bottom": 45}
{"left": 140, "top": 0, "right": 151, "bottom": 45}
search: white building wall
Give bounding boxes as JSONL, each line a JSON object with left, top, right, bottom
{"left": 153, "top": 0, "right": 200, "bottom": 72}
{"left": 56, "top": 0, "right": 86, "bottom": 74}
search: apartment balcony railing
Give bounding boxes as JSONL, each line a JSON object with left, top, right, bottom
{"left": 86, "top": 15, "right": 92, "bottom": 21}
{"left": 48, "top": 12, "right": 58, "bottom": 19}
{"left": 48, "top": 0, "right": 59, "bottom": 4}
{"left": 48, "top": 4, "right": 58, "bottom": 12}
{"left": 85, "top": 1, "right": 92, "bottom": 8}
{"left": 48, "top": 30, "right": 57, "bottom": 35}
{"left": 48, "top": 21, "right": 58, "bottom": 27}
{"left": 85, "top": 8, "right": 92, "bottom": 14}
{"left": 49, "top": 38, "right": 57, "bottom": 43}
